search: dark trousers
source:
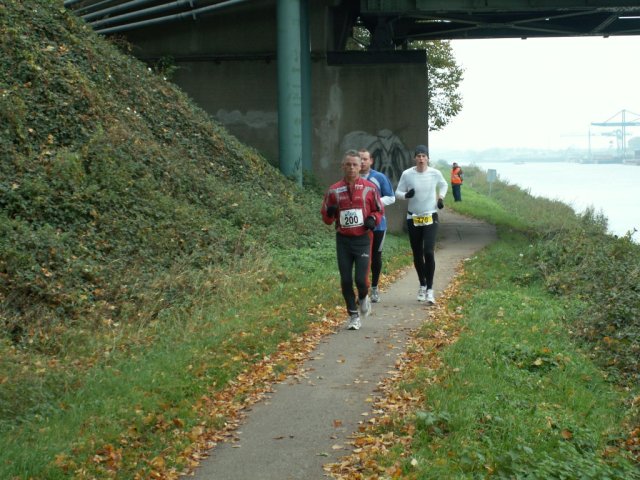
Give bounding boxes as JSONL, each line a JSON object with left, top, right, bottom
{"left": 336, "top": 232, "right": 371, "bottom": 314}
{"left": 370, "top": 230, "right": 386, "bottom": 287}
{"left": 406, "top": 214, "right": 439, "bottom": 289}
{"left": 452, "top": 184, "right": 462, "bottom": 201}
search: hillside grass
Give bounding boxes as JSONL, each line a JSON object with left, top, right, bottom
{"left": 0, "top": 235, "right": 411, "bottom": 479}
{"left": 1, "top": 0, "right": 387, "bottom": 477}
{"left": 447, "top": 165, "right": 640, "bottom": 385}
{"left": 2, "top": 0, "right": 327, "bottom": 417}
{"left": 2, "top": 1, "right": 639, "bottom": 478}
{"left": 350, "top": 232, "right": 639, "bottom": 479}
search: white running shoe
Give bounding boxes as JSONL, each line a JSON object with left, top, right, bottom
{"left": 426, "top": 289, "right": 436, "bottom": 305}
{"left": 370, "top": 286, "right": 380, "bottom": 303}
{"left": 359, "top": 295, "right": 371, "bottom": 317}
{"left": 347, "top": 313, "right": 361, "bottom": 330}
{"left": 417, "top": 286, "right": 427, "bottom": 302}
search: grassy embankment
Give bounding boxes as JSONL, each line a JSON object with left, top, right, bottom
{"left": 328, "top": 165, "right": 640, "bottom": 479}
{"left": 1, "top": 1, "right": 411, "bottom": 477}
{"left": 2, "top": 0, "right": 639, "bottom": 478}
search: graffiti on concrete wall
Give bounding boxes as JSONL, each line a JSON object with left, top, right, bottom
{"left": 340, "top": 129, "right": 411, "bottom": 186}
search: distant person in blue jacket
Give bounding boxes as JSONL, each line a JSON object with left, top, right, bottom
{"left": 359, "top": 148, "right": 396, "bottom": 303}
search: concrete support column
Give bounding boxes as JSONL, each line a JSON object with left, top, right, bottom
{"left": 300, "top": 0, "right": 312, "bottom": 176}
{"left": 277, "top": 0, "right": 302, "bottom": 184}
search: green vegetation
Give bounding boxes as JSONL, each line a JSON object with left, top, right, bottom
{"left": 348, "top": 165, "right": 640, "bottom": 479}
{"left": 0, "top": 0, "right": 363, "bottom": 477}
{"left": 2, "top": 1, "right": 639, "bottom": 478}
{"left": 0, "top": 233, "right": 408, "bottom": 479}
{"left": 1, "top": 0, "right": 322, "bottom": 336}
{"left": 450, "top": 165, "right": 640, "bottom": 386}
{"left": 382, "top": 235, "right": 639, "bottom": 479}
{"left": 1, "top": 2, "right": 413, "bottom": 477}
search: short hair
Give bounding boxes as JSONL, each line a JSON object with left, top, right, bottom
{"left": 343, "top": 149, "right": 361, "bottom": 162}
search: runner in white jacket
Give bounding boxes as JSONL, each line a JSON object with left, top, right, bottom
{"left": 395, "top": 145, "right": 448, "bottom": 304}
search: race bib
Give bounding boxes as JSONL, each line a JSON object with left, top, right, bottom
{"left": 340, "top": 208, "right": 364, "bottom": 228}
{"left": 412, "top": 213, "right": 433, "bottom": 226}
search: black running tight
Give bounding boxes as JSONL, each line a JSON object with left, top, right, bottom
{"left": 336, "top": 232, "right": 371, "bottom": 314}
{"left": 406, "top": 214, "right": 439, "bottom": 289}
{"left": 370, "top": 230, "right": 385, "bottom": 287}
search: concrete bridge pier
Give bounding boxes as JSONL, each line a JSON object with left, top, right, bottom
{"left": 277, "top": 0, "right": 303, "bottom": 184}
{"left": 121, "top": 1, "right": 429, "bottom": 231}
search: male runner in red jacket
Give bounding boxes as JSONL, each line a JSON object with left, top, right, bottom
{"left": 321, "top": 150, "right": 384, "bottom": 330}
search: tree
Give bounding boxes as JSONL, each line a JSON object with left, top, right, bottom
{"left": 348, "top": 28, "right": 464, "bottom": 131}
{"left": 410, "top": 40, "right": 463, "bottom": 131}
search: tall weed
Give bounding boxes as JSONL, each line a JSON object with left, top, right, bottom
{"left": 536, "top": 220, "right": 640, "bottom": 382}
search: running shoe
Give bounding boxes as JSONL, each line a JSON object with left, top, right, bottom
{"left": 359, "top": 295, "right": 371, "bottom": 317}
{"left": 417, "top": 286, "right": 427, "bottom": 302}
{"left": 426, "top": 289, "right": 436, "bottom": 305}
{"left": 347, "top": 313, "right": 361, "bottom": 330}
{"left": 370, "top": 286, "right": 380, "bottom": 303}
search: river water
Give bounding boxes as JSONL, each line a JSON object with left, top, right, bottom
{"left": 470, "top": 161, "right": 640, "bottom": 239}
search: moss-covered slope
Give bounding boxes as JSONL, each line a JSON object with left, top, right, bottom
{"left": 0, "top": 0, "right": 324, "bottom": 333}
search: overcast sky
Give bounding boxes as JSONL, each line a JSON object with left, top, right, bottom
{"left": 429, "top": 35, "right": 640, "bottom": 152}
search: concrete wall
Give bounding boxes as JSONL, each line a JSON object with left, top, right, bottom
{"left": 170, "top": 60, "right": 280, "bottom": 167}
{"left": 312, "top": 54, "right": 427, "bottom": 232}
{"left": 124, "top": 1, "right": 428, "bottom": 231}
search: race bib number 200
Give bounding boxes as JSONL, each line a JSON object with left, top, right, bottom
{"left": 340, "top": 208, "right": 364, "bottom": 228}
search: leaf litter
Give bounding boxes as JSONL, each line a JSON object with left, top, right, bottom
{"left": 323, "top": 276, "right": 465, "bottom": 479}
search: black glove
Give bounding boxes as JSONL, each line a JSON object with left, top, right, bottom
{"left": 405, "top": 188, "right": 415, "bottom": 199}
{"left": 364, "top": 216, "right": 376, "bottom": 230}
{"left": 326, "top": 205, "right": 338, "bottom": 217}
{"left": 437, "top": 198, "right": 444, "bottom": 210}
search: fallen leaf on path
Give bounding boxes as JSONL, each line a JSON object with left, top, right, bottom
{"left": 325, "top": 277, "right": 466, "bottom": 479}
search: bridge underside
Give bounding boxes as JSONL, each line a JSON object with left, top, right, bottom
{"left": 358, "top": 0, "right": 640, "bottom": 45}
{"left": 64, "top": 0, "right": 640, "bottom": 231}
{"left": 67, "top": 0, "right": 640, "bottom": 43}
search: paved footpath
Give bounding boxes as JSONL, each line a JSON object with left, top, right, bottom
{"left": 193, "top": 211, "right": 496, "bottom": 480}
